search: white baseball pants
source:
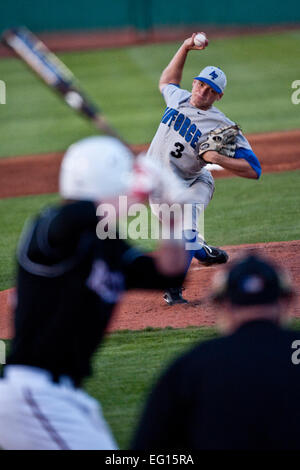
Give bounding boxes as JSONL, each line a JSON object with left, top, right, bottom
{"left": 0, "top": 365, "right": 118, "bottom": 450}
{"left": 150, "top": 170, "right": 215, "bottom": 233}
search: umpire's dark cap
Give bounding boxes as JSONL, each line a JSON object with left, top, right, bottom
{"left": 212, "top": 254, "right": 294, "bottom": 306}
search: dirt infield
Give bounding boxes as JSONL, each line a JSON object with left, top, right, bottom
{"left": 1, "top": 241, "right": 299, "bottom": 340}
{"left": 0, "top": 129, "right": 300, "bottom": 199}
{"left": 110, "top": 240, "right": 300, "bottom": 332}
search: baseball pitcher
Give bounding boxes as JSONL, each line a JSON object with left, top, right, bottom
{"left": 147, "top": 32, "right": 262, "bottom": 305}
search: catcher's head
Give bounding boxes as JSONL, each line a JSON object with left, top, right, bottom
{"left": 211, "top": 253, "right": 295, "bottom": 333}
{"left": 59, "top": 136, "right": 134, "bottom": 201}
{"left": 211, "top": 254, "right": 294, "bottom": 306}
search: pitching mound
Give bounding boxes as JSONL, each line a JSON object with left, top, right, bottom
{"left": 108, "top": 240, "right": 300, "bottom": 332}
{"left": 1, "top": 240, "right": 299, "bottom": 340}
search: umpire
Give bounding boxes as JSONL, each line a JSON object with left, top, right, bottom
{"left": 0, "top": 136, "right": 187, "bottom": 450}
{"left": 132, "top": 254, "right": 300, "bottom": 450}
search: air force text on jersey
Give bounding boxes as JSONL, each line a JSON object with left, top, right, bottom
{"left": 161, "top": 106, "right": 202, "bottom": 149}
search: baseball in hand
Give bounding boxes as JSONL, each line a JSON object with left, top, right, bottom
{"left": 194, "top": 33, "right": 208, "bottom": 48}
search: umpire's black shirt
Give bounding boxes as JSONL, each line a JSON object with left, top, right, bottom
{"left": 7, "top": 201, "right": 184, "bottom": 387}
{"left": 132, "top": 319, "right": 300, "bottom": 450}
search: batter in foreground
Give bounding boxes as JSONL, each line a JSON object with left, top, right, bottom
{"left": 0, "top": 136, "right": 187, "bottom": 450}
{"left": 147, "top": 32, "right": 262, "bottom": 305}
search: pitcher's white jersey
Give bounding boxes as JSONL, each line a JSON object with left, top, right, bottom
{"left": 147, "top": 84, "right": 252, "bottom": 183}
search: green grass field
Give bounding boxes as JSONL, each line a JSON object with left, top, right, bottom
{"left": 85, "top": 326, "right": 218, "bottom": 449}
{"left": 0, "top": 30, "right": 300, "bottom": 157}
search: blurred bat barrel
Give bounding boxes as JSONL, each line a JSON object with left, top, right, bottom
{"left": 1, "top": 27, "right": 129, "bottom": 147}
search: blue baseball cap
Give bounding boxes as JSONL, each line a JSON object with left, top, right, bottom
{"left": 194, "top": 66, "right": 227, "bottom": 94}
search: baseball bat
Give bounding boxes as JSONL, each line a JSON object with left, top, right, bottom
{"left": 1, "top": 27, "right": 131, "bottom": 149}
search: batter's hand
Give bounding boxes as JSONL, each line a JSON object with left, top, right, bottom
{"left": 184, "top": 33, "right": 209, "bottom": 51}
{"left": 131, "top": 155, "right": 186, "bottom": 204}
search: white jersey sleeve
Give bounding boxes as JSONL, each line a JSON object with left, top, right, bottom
{"left": 161, "top": 84, "right": 191, "bottom": 107}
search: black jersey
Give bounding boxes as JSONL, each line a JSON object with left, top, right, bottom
{"left": 132, "top": 320, "right": 300, "bottom": 450}
{"left": 8, "top": 201, "right": 184, "bottom": 386}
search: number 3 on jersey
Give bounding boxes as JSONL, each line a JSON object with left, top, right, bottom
{"left": 171, "top": 142, "right": 185, "bottom": 158}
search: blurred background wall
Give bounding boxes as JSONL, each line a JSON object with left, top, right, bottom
{"left": 1, "top": 0, "right": 300, "bottom": 34}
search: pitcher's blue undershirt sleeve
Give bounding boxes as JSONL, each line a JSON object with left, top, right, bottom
{"left": 235, "top": 147, "right": 262, "bottom": 179}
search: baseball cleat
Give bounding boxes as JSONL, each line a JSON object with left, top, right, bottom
{"left": 197, "top": 243, "right": 229, "bottom": 266}
{"left": 163, "top": 287, "right": 188, "bottom": 306}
